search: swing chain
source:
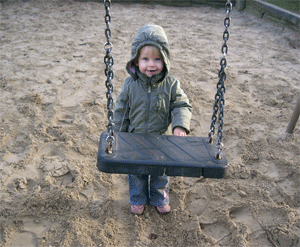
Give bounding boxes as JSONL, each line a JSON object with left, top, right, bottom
{"left": 209, "top": 0, "right": 232, "bottom": 160}
{"left": 104, "top": 0, "right": 114, "bottom": 154}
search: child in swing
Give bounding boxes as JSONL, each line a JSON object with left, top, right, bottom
{"left": 114, "top": 24, "right": 192, "bottom": 215}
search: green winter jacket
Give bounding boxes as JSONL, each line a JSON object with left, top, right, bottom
{"left": 114, "top": 24, "right": 192, "bottom": 135}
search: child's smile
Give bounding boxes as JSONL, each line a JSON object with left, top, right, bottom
{"left": 137, "top": 46, "right": 164, "bottom": 78}
{"left": 147, "top": 69, "right": 159, "bottom": 77}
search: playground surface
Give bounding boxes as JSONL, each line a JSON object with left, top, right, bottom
{"left": 0, "top": 1, "right": 299, "bottom": 246}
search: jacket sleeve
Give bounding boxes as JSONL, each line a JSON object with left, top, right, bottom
{"left": 170, "top": 79, "right": 192, "bottom": 134}
{"left": 114, "top": 78, "right": 130, "bottom": 132}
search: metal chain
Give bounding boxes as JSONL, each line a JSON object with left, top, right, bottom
{"left": 209, "top": 0, "right": 232, "bottom": 159}
{"left": 104, "top": 0, "right": 114, "bottom": 154}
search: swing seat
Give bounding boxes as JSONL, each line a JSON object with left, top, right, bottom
{"left": 97, "top": 132, "right": 228, "bottom": 178}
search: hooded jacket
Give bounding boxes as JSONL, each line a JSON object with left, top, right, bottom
{"left": 114, "top": 24, "right": 192, "bottom": 135}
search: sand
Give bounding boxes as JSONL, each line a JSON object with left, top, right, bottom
{"left": 0, "top": 0, "right": 300, "bottom": 246}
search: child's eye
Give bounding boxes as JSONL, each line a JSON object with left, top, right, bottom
{"left": 142, "top": 57, "right": 148, "bottom": 61}
{"left": 155, "top": 58, "right": 161, "bottom": 61}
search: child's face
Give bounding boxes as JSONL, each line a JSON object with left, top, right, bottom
{"left": 137, "top": 46, "right": 164, "bottom": 78}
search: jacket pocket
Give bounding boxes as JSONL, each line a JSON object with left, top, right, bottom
{"left": 128, "top": 124, "right": 135, "bottom": 133}
{"left": 156, "top": 94, "right": 167, "bottom": 111}
{"left": 155, "top": 94, "right": 170, "bottom": 120}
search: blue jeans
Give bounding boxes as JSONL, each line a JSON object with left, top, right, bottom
{"left": 128, "top": 174, "right": 169, "bottom": 206}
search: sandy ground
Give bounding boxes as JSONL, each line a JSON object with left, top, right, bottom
{"left": 0, "top": 0, "right": 300, "bottom": 246}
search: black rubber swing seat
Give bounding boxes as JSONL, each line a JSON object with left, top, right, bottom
{"left": 97, "top": 132, "right": 228, "bottom": 178}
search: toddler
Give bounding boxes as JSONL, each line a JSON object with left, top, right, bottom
{"left": 114, "top": 24, "right": 192, "bottom": 215}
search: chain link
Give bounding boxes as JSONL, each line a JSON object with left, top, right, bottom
{"left": 209, "top": 0, "right": 232, "bottom": 159}
{"left": 104, "top": 0, "right": 114, "bottom": 154}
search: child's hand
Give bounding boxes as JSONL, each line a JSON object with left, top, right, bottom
{"left": 173, "top": 127, "right": 187, "bottom": 136}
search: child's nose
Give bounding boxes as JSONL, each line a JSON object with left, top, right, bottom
{"left": 148, "top": 59, "right": 155, "bottom": 66}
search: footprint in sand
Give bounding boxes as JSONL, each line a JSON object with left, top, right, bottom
{"left": 229, "top": 204, "right": 298, "bottom": 246}
{"left": 36, "top": 143, "right": 75, "bottom": 187}
{"left": 199, "top": 220, "right": 232, "bottom": 244}
{"left": 10, "top": 232, "right": 38, "bottom": 247}
{"left": 196, "top": 203, "right": 232, "bottom": 244}
{"left": 9, "top": 217, "right": 51, "bottom": 247}
{"left": 55, "top": 113, "right": 75, "bottom": 126}
{"left": 229, "top": 204, "right": 270, "bottom": 245}
{"left": 186, "top": 185, "right": 210, "bottom": 216}
{"left": 191, "top": 186, "right": 232, "bottom": 244}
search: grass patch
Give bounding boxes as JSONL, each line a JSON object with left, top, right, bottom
{"left": 263, "top": 0, "right": 299, "bottom": 14}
